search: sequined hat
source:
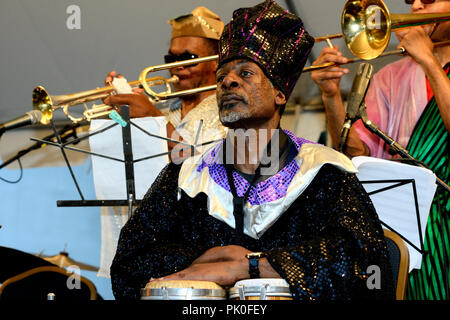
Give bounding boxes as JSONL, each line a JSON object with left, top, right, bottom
{"left": 218, "top": 0, "right": 314, "bottom": 98}
{"left": 169, "top": 7, "right": 224, "bottom": 40}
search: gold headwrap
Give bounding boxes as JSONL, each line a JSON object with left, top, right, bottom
{"left": 169, "top": 7, "right": 224, "bottom": 40}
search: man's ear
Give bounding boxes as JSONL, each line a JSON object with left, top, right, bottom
{"left": 274, "top": 89, "right": 286, "bottom": 107}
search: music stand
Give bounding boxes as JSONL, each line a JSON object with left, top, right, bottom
{"left": 28, "top": 106, "right": 212, "bottom": 217}
{"left": 354, "top": 103, "right": 449, "bottom": 297}
{"left": 353, "top": 157, "right": 436, "bottom": 269}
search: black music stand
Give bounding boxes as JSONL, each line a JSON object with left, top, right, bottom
{"left": 28, "top": 106, "right": 213, "bottom": 217}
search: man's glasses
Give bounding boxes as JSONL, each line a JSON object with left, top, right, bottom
{"left": 404, "top": 0, "right": 436, "bottom": 5}
{"left": 164, "top": 52, "right": 199, "bottom": 67}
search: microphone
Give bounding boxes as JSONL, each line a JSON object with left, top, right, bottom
{"left": 339, "top": 62, "right": 374, "bottom": 152}
{"left": 0, "top": 110, "right": 42, "bottom": 136}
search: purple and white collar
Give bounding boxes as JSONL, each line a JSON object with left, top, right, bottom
{"left": 178, "top": 130, "right": 357, "bottom": 239}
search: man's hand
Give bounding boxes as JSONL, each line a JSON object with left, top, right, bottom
{"left": 191, "top": 245, "right": 251, "bottom": 264}
{"left": 151, "top": 261, "right": 248, "bottom": 286}
{"left": 150, "top": 246, "right": 250, "bottom": 286}
{"left": 103, "top": 71, "right": 162, "bottom": 118}
{"left": 395, "top": 26, "right": 435, "bottom": 67}
{"left": 104, "top": 93, "right": 163, "bottom": 118}
{"left": 148, "top": 245, "right": 281, "bottom": 286}
{"left": 310, "top": 46, "right": 350, "bottom": 98}
{"left": 104, "top": 71, "right": 144, "bottom": 94}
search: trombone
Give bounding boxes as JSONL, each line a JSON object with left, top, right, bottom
{"left": 33, "top": 0, "right": 449, "bottom": 124}
{"left": 32, "top": 76, "right": 178, "bottom": 124}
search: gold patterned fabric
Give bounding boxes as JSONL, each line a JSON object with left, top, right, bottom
{"left": 169, "top": 7, "right": 224, "bottom": 40}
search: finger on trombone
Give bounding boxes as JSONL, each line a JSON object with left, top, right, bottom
{"left": 313, "top": 47, "right": 349, "bottom": 66}
{"left": 104, "top": 71, "right": 124, "bottom": 87}
{"left": 103, "top": 93, "right": 137, "bottom": 107}
{"left": 132, "top": 87, "right": 145, "bottom": 94}
{"left": 323, "top": 68, "right": 350, "bottom": 78}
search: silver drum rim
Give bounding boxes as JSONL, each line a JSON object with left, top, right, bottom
{"left": 141, "top": 287, "right": 227, "bottom": 300}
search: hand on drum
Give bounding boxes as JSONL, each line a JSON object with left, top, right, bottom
{"left": 149, "top": 245, "right": 279, "bottom": 287}
{"left": 310, "top": 46, "right": 350, "bottom": 98}
{"left": 151, "top": 261, "right": 248, "bottom": 287}
{"left": 103, "top": 71, "right": 163, "bottom": 118}
{"left": 191, "top": 245, "right": 251, "bottom": 264}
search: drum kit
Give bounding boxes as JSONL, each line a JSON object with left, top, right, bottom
{"left": 140, "top": 278, "right": 293, "bottom": 301}
{"left": 37, "top": 250, "right": 99, "bottom": 272}
{"left": 0, "top": 246, "right": 98, "bottom": 282}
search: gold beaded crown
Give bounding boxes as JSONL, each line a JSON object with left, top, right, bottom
{"left": 169, "top": 7, "right": 224, "bottom": 40}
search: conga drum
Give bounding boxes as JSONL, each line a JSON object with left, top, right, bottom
{"left": 141, "top": 280, "right": 227, "bottom": 300}
{"left": 229, "top": 278, "right": 293, "bottom": 300}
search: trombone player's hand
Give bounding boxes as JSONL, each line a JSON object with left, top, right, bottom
{"left": 103, "top": 71, "right": 164, "bottom": 118}
{"left": 395, "top": 26, "right": 435, "bottom": 67}
{"left": 310, "top": 46, "right": 370, "bottom": 157}
{"left": 310, "top": 46, "right": 350, "bottom": 98}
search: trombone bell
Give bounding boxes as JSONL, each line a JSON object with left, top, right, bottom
{"left": 32, "top": 86, "right": 54, "bottom": 125}
{"left": 342, "top": 0, "right": 450, "bottom": 60}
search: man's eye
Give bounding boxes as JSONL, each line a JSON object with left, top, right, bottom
{"left": 240, "top": 70, "right": 252, "bottom": 77}
{"left": 216, "top": 75, "right": 226, "bottom": 82}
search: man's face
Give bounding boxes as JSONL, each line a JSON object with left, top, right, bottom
{"left": 408, "top": 0, "right": 450, "bottom": 38}
{"left": 215, "top": 59, "right": 286, "bottom": 128}
{"left": 168, "top": 36, "right": 218, "bottom": 92}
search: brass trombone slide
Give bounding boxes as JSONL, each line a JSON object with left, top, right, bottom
{"left": 305, "top": 39, "right": 450, "bottom": 72}
{"left": 139, "top": 55, "right": 219, "bottom": 101}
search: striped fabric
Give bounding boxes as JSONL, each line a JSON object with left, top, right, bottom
{"left": 406, "top": 64, "right": 450, "bottom": 300}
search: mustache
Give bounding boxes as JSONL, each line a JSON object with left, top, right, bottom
{"left": 218, "top": 92, "right": 248, "bottom": 109}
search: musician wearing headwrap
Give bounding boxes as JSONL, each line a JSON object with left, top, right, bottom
{"left": 103, "top": 6, "right": 227, "bottom": 153}
{"left": 311, "top": 0, "right": 450, "bottom": 300}
{"left": 111, "top": 0, "right": 394, "bottom": 300}
{"left": 97, "top": 7, "right": 227, "bottom": 280}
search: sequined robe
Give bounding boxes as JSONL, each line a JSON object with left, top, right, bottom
{"left": 111, "top": 136, "right": 394, "bottom": 300}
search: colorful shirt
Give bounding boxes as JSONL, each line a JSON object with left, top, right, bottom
{"left": 353, "top": 57, "right": 428, "bottom": 159}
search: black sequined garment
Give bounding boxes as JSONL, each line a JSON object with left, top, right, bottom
{"left": 111, "top": 161, "right": 394, "bottom": 300}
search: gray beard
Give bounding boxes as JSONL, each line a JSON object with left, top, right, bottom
{"left": 219, "top": 110, "right": 252, "bottom": 125}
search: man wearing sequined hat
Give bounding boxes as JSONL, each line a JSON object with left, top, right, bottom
{"left": 111, "top": 0, "right": 394, "bottom": 300}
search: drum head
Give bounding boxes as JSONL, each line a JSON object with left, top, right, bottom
{"left": 141, "top": 280, "right": 226, "bottom": 300}
{"left": 229, "top": 278, "right": 292, "bottom": 300}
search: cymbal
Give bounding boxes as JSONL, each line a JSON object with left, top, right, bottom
{"left": 40, "top": 251, "right": 99, "bottom": 272}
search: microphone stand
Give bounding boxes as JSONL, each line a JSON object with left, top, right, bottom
{"left": 0, "top": 124, "right": 80, "bottom": 170}
{"left": 358, "top": 103, "right": 450, "bottom": 192}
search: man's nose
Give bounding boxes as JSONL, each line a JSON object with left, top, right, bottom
{"left": 221, "top": 73, "right": 240, "bottom": 89}
{"left": 410, "top": 0, "right": 425, "bottom": 12}
{"left": 172, "top": 66, "right": 184, "bottom": 72}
